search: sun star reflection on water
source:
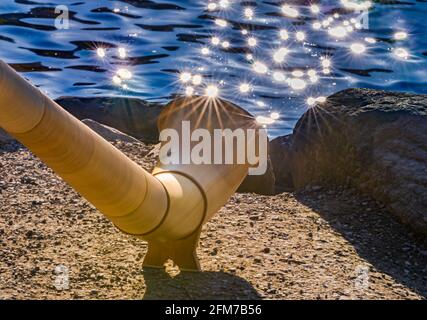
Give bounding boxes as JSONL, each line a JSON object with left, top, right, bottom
{"left": 92, "top": 1, "right": 414, "bottom": 131}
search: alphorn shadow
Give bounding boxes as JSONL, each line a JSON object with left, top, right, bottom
{"left": 143, "top": 267, "right": 261, "bottom": 300}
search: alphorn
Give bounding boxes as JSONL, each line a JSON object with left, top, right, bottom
{"left": 0, "top": 60, "right": 259, "bottom": 271}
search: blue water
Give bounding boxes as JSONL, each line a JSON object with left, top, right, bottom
{"left": 0, "top": 0, "right": 426, "bottom": 136}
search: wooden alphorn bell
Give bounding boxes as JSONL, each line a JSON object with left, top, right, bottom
{"left": 0, "top": 60, "right": 260, "bottom": 271}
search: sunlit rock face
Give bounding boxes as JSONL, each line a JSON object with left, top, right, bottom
{"left": 270, "top": 88, "right": 427, "bottom": 238}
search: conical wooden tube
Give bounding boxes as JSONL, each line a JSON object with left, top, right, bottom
{"left": 0, "top": 60, "right": 170, "bottom": 235}
{"left": 0, "top": 60, "right": 259, "bottom": 270}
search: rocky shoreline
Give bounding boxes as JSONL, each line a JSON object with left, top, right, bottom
{"left": 1, "top": 89, "right": 426, "bottom": 299}
{"left": 270, "top": 89, "right": 427, "bottom": 240}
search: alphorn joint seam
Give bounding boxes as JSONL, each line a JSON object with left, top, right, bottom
{"left": 113, "top": 177, "right": 171, "bottom": 238}
{"left": 115, "top": 171, "right": 207, "bottom": 241}
{"left": 153, "top": 170, "right": 208, "bottom": 240}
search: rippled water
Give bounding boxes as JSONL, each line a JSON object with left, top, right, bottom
{"left": 0, "top": 0, "right": 426, "bottom": 136}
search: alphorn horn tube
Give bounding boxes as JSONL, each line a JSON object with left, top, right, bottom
{"left": 0, "top": 60, "right": 258, "bottom": 270}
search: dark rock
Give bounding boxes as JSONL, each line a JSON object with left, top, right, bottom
{"left": 55, "top": 96, "right": 164, "bottom": 143}
{"left": 269, "top": 135, "right": 294, "bottom": 191}
{"left": 20, "top": 176, "right": 37, "bottom": 185}
{"left": 25, "top": 230, "right": 35, "bottom": 239}
{"left": 271, "top": 88, "right": 427, "bottom": 238}
{"left": 237, "top": 153, "right": 276, "bottom": 195}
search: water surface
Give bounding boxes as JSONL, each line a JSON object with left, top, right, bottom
{"left": 0, "top": 0, "right": 426, "bottom": 136}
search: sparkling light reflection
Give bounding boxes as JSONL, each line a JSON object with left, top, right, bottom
{"left": 97, "top": 1, "right": 412, "bottom": 129}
